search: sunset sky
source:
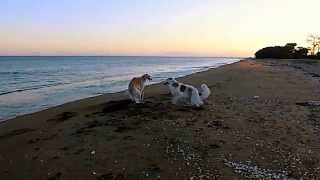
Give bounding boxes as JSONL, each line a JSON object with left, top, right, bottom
{"left": 1, "top": 0, "right": 319, "bottom": 57}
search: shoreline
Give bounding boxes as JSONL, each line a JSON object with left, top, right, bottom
{"left": 1, "top": 59, "right": 320, "bottom": 179}
{"left": 1, "top": 59, "right": 241, "bottom": 123}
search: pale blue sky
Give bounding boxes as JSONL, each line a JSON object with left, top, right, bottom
{"left": 1, "top": 0, "right": 319, "bottom": 56}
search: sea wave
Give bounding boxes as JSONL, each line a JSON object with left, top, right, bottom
{"left": 0, "top": 82, "right": 69, "bottom": 96}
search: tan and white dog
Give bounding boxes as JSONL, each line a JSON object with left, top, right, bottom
{"left": 128, "top": 74, "right": 152, "bottom": 103}
{"left": 164, "top": 78, "right": 210, "bottom": 107}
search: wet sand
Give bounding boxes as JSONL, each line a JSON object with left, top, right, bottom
{"left": 1, "top": 59, "right": 320, "bottom": 179}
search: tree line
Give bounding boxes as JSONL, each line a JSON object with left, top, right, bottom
{"left": 255, "top": 34, "right": 320, "bottom": 59}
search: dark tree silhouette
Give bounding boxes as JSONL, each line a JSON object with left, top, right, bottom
{"left": 255, "top": 43, "right": 311, "bottom": 59}
{"left": 255, "top": 43, "right": 298, "bottom": 59}
{"left": 255, "top": 34, "right": 320, "bottom": 59}
{"left": 294, "top": 47, "right": 309, "bottom": 58}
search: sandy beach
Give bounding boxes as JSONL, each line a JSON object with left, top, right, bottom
{"left": 1, "top": 59, "right": 320, "bottom": 179}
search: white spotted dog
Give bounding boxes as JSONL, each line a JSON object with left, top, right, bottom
{"left": 163, "top": 78, "right": 211, "bottom": 107}
{"left": 128, "top": 74, "right": 152, "bottom": 103}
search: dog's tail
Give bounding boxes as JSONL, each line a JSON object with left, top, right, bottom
{"left": 199, "top": 84, "right": 211, "bottom": 100}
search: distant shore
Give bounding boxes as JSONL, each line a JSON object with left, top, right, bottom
{"left": 1, "top": 59, "right": 320, "bottom": 179}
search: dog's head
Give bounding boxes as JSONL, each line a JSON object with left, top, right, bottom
{"left": 163, "top": 78, "right": 177, "bottom": 86}
{"left": 142, "top": 74, "right": 152, "bottom": 81}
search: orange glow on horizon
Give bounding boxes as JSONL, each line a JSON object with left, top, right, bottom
{"left": 1, "top": 0, "right": 319, "bottom": 57}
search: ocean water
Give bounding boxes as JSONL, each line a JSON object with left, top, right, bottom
{"left": 0, "top": 56, "right": 240, "bottom": 120}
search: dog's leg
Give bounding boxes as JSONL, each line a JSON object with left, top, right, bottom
{"left": 137, "top": 92, "right": 143, "bottom": 104}
{"left": 140, "top": 90, "right": 144, "bottom": 103}
{"left": 133, "top": 94, "right": 139, "bottom": 103}
{"left": 172, "top": 96, "right": 180, "bottom": 105}
{"left": 135, "top": 96, "right": 141, "bottom": 103}
{"left": 133, "top": 89, "right": 141, "bottom": 104}
{"left": 190, "top": 88, "right": 203, "bottom": 107}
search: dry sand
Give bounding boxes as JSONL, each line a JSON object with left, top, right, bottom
{"left": 1, "top": 59, "right": 320, "bottom": 179}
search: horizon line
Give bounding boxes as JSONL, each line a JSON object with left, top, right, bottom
{"left": 0, "top": 55, "right": 248, "bottom": 59}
